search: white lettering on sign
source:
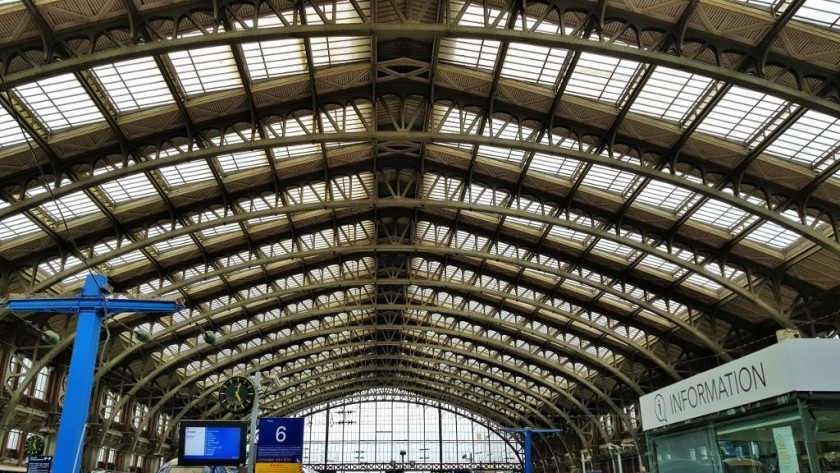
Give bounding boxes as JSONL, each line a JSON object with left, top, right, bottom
{"left": 640, "top": 339, "right": 840, "bottom": 430}
{"left": 275, "top": 426, "right": 287, "bottom": 443}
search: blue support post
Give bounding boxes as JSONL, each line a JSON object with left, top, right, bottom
{"left": 524, "top": 429, "right": 532, "bottom": 473}
{"left": 502, "top": 428, "right": 563, "bottom": 473}
{"left": 54, "top": 275, "right": 107, "bottom": 473}
{"left": 1, "top": 274, "right": 182, "bottom": 473}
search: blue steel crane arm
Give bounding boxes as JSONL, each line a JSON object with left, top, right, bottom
{"left": 2, "top": 298, "right": 183, "bottom": 314}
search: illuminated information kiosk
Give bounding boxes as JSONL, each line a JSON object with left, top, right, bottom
{"left": 639, "top": 338, "right": 840, "bottom": 473}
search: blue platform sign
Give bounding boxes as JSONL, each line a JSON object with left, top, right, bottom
{"left": 257, "top": 418, "right": 305, "bottom": 463}
{"left": 26, "top": 456, "right": 52, "bottom": 473}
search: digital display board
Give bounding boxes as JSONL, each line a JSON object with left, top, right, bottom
{"left": 177, "top": 420, "right": 247, "bottom": 466}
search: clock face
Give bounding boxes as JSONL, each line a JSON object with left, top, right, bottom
{"left": 218, "top": 376, "right": 255, "bottom": 413}
{"left": 24, "top": 435, "right": 45, "bottom": 456}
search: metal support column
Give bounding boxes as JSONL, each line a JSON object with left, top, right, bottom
{"left": 247, "top": 371, "right": 261, "bottom": 473}
{"left": 1, "top": 274, "right": 182, "bottom": 473}
{"left": 502, "top": 428, "right": 563, "bottom": 473}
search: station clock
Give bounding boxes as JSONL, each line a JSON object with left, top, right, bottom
{"left": 218, "top": 376, "right": 255, "bottom": 414}
{"left": 23, "top": 435, "right": 45, "bottom": 456}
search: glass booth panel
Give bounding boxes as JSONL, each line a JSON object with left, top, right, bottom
{"left": 813, "top": 407, "right": 840, "bottom": 473}
{"left": 714, "top": 411, "right": 806, "bottom": 473}
{"left": 652, "top": 428, "right": 717, "bottom": 473}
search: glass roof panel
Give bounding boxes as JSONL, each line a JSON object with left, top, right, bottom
{"left": 564, "top": 52, "right": 640, "bottom": 105}
{"left": 743, "top": 220, "right": 801, "bottom": 250}
{"left": 500, "top": 12, "right": 574, "bottom": 86}
{"left": 97, "top": 168, "right": 159, "bottom": 205}
{"left": 304, "top": 0, "right": 369, "bottom": 24}
{"left": 695, "top": 86, "right": 788, "bottom": 144}
{"left": 92, "top": 57, "right": 175, "bottom": 113}
{"left": 215, "top": 150, "right": 269, "bottom": 174}
{"left": 26, "top": 182, "right": 101, "bottom": 221}
{"left": 0, "top": 107, "right": 31, "bottom": 148}
{"left": 242, "top": 38, "right": 307, "bottom": 80}
{"left": 688, "top": 196, "right": 760, "bottom": 235}
{"left": 439, "top": 2, "right": 508, "bottom": 71}
{"left": 579, "top": 150, "right": 640, "bottom": 195}
{"left": 237, "top": 15, "right": 307, "bottom": 81}
{"left": 629, "top": 67, "right": 714, "bottom": 124}
{"left": 634, "top": 179, "right": 696, "bottom": 214}
{"left": 168, "top": 31, "right": 242, "bottom": 96}
{"left": 439, "top": 37, "right": 501, "bottom": 71}
{"left": 501, "top": 42, "right": 568, "bottom": 86}
{"left": 13, "top": 73, "right": 105, "bottom": 131}
{"left": 310, "top": 37, "right": 370, "bottom": 67}
{"left": 158, "top": 158, "right": 215, "bottom": 188}
{"left": 764, "top": 109, "right": 840, "bottom": 169}
{"left": 793, "top": 0, "right": 840, "bottom": 30}
{"left": 0, "top": 201, "right": 40, "bottom": 240}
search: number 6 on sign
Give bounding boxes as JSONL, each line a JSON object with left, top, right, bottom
{"left": 257, "top": 417, "right": 304, "bottom": 463}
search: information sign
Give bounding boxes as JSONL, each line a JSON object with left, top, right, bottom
{"left": 26, "top": 456, "right": 52, "bottom": 473}
{"left": 257, "top": 418, "right": 305, "bottom": 463}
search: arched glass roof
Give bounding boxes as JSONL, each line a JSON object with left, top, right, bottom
{"left": 1, "top": 0, "right": 839, "bottom": 448}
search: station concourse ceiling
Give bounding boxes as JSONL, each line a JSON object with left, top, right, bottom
{"left": 0, "top": 0, "right": 840, "bottom": 444}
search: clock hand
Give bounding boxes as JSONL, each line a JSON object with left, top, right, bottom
{"left": 235, "top": 383, "right": 242, "bottom": 402}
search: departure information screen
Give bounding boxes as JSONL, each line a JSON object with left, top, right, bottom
{"left": 178, "top": 421, "right": 246, "bottom": 465}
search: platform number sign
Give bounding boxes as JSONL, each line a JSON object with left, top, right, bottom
{"left": 256, "top": 418, "right": 305, "bottom": 463}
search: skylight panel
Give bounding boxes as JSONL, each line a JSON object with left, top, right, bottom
{"left": 634, "top": 179, "right": 695, "bottom": 213}
{"left": 27, "top": 183, "right": 101, "bottom": 221}
{"left": 744, "top": 220, "right": 801, "bottom": 250}
{"left": 273, "top": 144, "right": 322, "bottom": 160}
{"left": 593, "top": 238, "right": 635, "bottom": 258}
{"left": 629, "top": 67, "right": 714, "bottom": 124}
{"left": 564, "top": 53, "right": 640, "bottom": 105}
{"left": 695, "top": 86, "right": 788, "bottom": 144}
{"left": 690, "top": 197, "right": 759, "bottom": 234}
{"left": 501, "top": 43, "right": 568, "bottom": 86}
{"left": 234, "top": 14, "right": 308, "bottom": 81}
{"left": 242, "top": 39, "right": 306, "bottom": 81}
{"left": 0, "top": 201, "right": 40, "bottom": 240}
{"left": 265, "top": 113, "right": 316, "bottom": 137}
{"left": 320, "top": 102, "right": 371, "bottom": 133}
{"left": 763, "top": 109, "right": 840, "bottom": 169}
{"left": 95, "top": 162, "right": 159, "bottom": 204}
{"left": 638, "top": 254, "right": 684, "bottom": 277}
{"left": 439, "top": 38, "right": 501, "bottom": 71}
{"left": 476, "top": 144, "right": 526, "bottom": 165}
{"left": 579, "top": 159, "right": 637, "bottom": 195}
{"left": 0, "top": 107, "right": 30, "bottom": 147}
{"left": 304, "top": 0, "right": 369, "bottom": 24}
{"left": 14, "top": 74, "right": 105, "bottom": 131}
{"left": 440, "top": 2, "right": 508, "bottom": 70}
{"left": 216, "top": 150, "right": 269, "bottom": 174}
{"left": 530, "top": 152, "right": 581, "bottom": 178}
{"left": 310, "top": 37, "right": 370, "bottom": 67}
{"left": 793, "top": 0, "right": 840, "bottom": 30}
{"left": 168, "top": 32, "right": 242, "bottom": 96}
{"left": 433, "top": 103, "right": 481, "bottom": 135}
{"left": 547, "top": 224, "right": 588, "bottom": 244}
{"left": 158, "top": 159, "right": 215, "bottom": 188}
{"left": 92, "top": 57, "right": 174, "bottom": 113}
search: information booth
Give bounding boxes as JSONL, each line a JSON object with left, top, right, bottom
{"left": 639, "top": 338, "right": 840, "bottom": 473}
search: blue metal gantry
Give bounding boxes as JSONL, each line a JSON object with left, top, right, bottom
{"left": 1, "top": 274, "right": 182, "bottom": 473}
